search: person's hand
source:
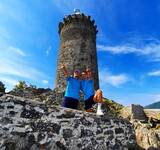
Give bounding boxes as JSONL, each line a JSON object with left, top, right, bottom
{"left": 61, "top": 64, "right": 68, "bottom": 77}
{"left": 61, "top": 64, "right": 66, "bottom": 69}
{"left": 86, "top": 65, "right": 90, "bottom": 72}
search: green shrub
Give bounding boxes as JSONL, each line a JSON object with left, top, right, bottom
{"left": 14, "top": 81, "right": 27, "bottom": 90}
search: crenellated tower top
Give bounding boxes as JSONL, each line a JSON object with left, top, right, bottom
{"left": 58, "top": 10, "right": 98, "bottom": 35}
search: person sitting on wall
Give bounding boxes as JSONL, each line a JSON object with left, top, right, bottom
{"left": 61, "top": 64, "right": 81, "bottom": 109}
{"left": 81, "top": 65, "right": 104, "bottom": 115}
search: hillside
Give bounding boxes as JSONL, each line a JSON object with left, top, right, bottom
{"left": 145, "top": 101, "right": 160, "bottom": 109}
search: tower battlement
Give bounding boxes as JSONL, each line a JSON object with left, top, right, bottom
{"left": 58, "top": 13, "right": 98, "bottom": 35}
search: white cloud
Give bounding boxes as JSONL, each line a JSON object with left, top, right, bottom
{"left": 0, "top": 2, "right": 51, "bottom": 90}
{"left": 99, "top": 70, "right": 129, "bottom": 87}
{"left": 0, "top": 1, "right": 33, "bottom": 27}
{"left": 0, "top": 46, "right": 46, "bottom": 80}
{"left": 46, "top": 46, "right": 52, "bottom": 56}
{"left": 0, "top": 46, "right": 49, "bottom": 90}
{"left": 97, "top": 43, "right": 160, "bottom": 55}
{"left": 153, "top": 94, "right": 160, "bottom": 102}
{"left": 0, "top": 76, "right": 18, "bottom": 86}
{"left": 0, "top": 75, "right": 18, "bottom": 91}
{"left": 42, "top": 80, "right": 49, "bottom": 84}
{"left": 150, "top": 58, "right": 160, "bottom": 62}
{"left": 97, "top": 39, "right": 160, "bottom": 61}
{"left": 112, "top": 93, "right": 160, "bottom": 106}
{"left": 107, "top": 74, "right": 129, "bottom": 86}
{"left": 0, "top": 58, "right": 46, "bottom": 80}
{"left": 8, "top": 46, "right": 26, "bottom": 57}
{"left": 97, "top": 44, "right": 141, "bottom": 54}
{"left": 148, "top": 70, "right": 160, "bottom": 76}
{"left": 0, "top": 26, "right": 11, "bottom": 40}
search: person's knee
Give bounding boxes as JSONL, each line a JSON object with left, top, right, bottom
{"left": 96, "top": 89, "right": 102, "bottom": 97}
{"left": 94, "top": 89, "right": 103, "bottom": 103}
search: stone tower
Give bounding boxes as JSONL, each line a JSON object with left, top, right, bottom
{"left": 55, "top": 10, "right": 99, "bottom": 94}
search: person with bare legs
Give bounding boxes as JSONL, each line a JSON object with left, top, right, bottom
{"left": 81, "top": 65, "right": 104, "bottom": 115}
{"left": 61, "top": 64, "right": 81, "bottom": 109}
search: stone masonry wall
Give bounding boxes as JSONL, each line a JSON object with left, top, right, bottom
{"left": 55, "top": 13, "right": 99, "bottom": 93}
{"left": 0, "top": 95, "right": 138, "bottom": 150}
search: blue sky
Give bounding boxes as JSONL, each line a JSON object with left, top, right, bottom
{"left": 0, "top": 0, "right": 160, "bottom": 106}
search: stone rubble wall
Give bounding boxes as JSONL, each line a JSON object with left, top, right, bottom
{"left": 0, "top": 95, "right": 137, "bottom": 150}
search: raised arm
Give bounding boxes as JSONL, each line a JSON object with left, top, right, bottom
{"left": 61, "top": 64, "right": 68, "bottom": 78}
{"left": 86, "top": 65, "right": 93, "bottom": 80}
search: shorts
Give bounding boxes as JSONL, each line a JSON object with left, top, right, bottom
{"left": 84, "top": 95, "right": 95, "bottom": 110}
{"left": 62, "top": 96, "right": 79, "bottom": 109}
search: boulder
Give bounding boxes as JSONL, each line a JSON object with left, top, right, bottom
{"left": 133, "top": 121, "right": 160, "bottom": 149}
{"left": 0, "top": 94, "right": 138, "bottom": 150}
{"left": 131, "top": 104, "right": 148, "bottom": 122}
{"left": 120, "top": 106, "right": 160, "bottom": 149}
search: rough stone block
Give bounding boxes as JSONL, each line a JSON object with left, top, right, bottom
{"left": 131, "top": 104, "right": 148, "bottom": 122}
